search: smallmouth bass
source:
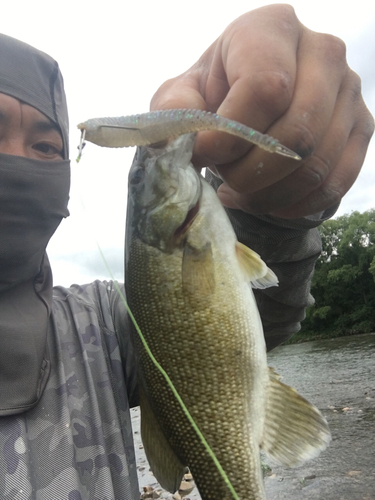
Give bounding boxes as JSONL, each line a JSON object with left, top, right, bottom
{"left": 124, "top": 133, "right": 331, "bottom": 500}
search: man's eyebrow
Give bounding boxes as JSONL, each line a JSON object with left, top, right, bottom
{"left": 0, "top": 110, "right": 61, "bottom": 135}
{"left": 32, "top": 120, "right": 61, "bottom": 134}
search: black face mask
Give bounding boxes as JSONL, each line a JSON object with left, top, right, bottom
{"left": 0, "top": 34, "right": 71, "bottom": 415}
{"left": 0, "top": 154, "right": 70, "bottom": 290}
{"left": 0, "top": 154, "right": 70, "bottom": 415}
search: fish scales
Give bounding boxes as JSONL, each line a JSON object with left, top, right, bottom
{"left": 127, "top": 215, "right": 267, "bottom": 499}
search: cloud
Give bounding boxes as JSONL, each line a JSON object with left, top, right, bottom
{"left": 346, "top": 20, "right": 375, "bottom": 110}
{"left": 51, "top": 247, "right": 124, "bottom": 288}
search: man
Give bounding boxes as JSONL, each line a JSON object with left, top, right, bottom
{"left": 0, "top": 4, "right": 373, "bottom": 499}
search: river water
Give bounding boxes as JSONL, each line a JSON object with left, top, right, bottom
{"left": 264, "top": 332, "right": 375, "bottom": 500}
{"left": 132, "top": 333, "right": 375, "bottom": 499}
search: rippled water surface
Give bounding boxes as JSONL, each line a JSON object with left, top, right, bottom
{"left": 264, "top": 333, "right": 375, "bottom": 500}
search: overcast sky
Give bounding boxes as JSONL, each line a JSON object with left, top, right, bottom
{"left": 2, "top": 0, "right": 374, "bottom": 286}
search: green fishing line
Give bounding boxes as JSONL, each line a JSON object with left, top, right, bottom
{"left": 96, "top": 243, "right": 240, "bottom": 500}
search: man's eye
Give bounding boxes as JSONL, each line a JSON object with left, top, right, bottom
{"left": 33, "top": 142, "right": 62, "bottom": 156}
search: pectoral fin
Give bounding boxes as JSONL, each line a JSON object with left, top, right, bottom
{"left": 261, "top": 367, "right": 331, "bottom": 467}
{"left": 182, "top": 241, "right": 215, "bottom": 304}
{"left": 235, "top": 242, "right": 278, "bottom": 289}
{"left": 140, "top": 388, "right": 187, "bottom": 493}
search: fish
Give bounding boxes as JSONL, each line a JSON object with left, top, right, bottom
{"left": 123, "top": 132, "right": 331, "bottom": 500}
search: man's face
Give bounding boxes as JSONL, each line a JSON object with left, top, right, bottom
{"left": 0, "top": 92, "right": 63, "bottom": 161}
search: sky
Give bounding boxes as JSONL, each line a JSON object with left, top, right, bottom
{"left": 1, "top": 0, "right": 374, "bottom": 286}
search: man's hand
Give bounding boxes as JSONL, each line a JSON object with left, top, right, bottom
{"left": 150, "top": 4, "right": 374, "bottom": 218}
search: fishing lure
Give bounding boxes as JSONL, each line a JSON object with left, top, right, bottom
{"left": 77, "top": 109, "right": 301, "bottom": 162}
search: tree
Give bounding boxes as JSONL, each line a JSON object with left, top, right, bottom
{"left": 300, "top": 209, "right": 375, "bottom": 338}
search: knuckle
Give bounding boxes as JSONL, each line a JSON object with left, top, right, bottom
{"left": 299, "top": 156, "right": 330, "bottom": 188}
{"left": 306, "top": 185, "right": 342, "bottom": 215}
{"left": 288, "top": 122, "right": 318, "bottom": 159}
{"left": 364, "top": 114, "right": 375, "bottom": 139}
{"left": 251, "top": 70, "right": 293, "bottom": 118}
{"left": 358, "top": 114, "right": 375, "bottom": 144}
{"left": 356, "top": 104, "right": 375, "bottom": 142}
{"left": 267, "top": 4, "right": 298, "bottom": 23}
{"left": 234, "top": 4, "right": 298, "bottom": 33}
{"left": 320, "top": 33, "right": 347, "bottom": 66}
{"left": 341, "top": 70, "right": 374, "bottom": 142}
{"left": 150, "top": 78, "right": 178, "bottom": 109}
{"left": 345, "top": 69, "right": 363, "bottom": 103}
{"left": 321, "top": 185, "right": 343, "bottom": 206}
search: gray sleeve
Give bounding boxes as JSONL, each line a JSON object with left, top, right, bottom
{"left": 106, "top": 282, "right": 140, "bottom": 407}
{"left": 205, "top": 170, "right": 337, "bottom": 350}
{"left": 88, "top": 280, "right": 139, "bottom": 407}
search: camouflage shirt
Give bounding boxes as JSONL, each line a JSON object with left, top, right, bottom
{"left": 0, "top": 280, "right": 139, "bottom": 500}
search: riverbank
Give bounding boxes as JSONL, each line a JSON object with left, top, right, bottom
{"left": 285, "top": 328, "right": 373, "bottom": 345}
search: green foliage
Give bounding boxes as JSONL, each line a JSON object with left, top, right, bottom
{"left": 295, "top": 209, "right": 375, "bottom": 341}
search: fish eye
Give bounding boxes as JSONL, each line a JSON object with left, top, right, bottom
{"left": 130, "top": 167, "right": 145, "bottom": 185}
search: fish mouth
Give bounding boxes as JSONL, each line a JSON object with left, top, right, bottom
{"left": 174, "top": 199, "right": 200, "bottom": 240}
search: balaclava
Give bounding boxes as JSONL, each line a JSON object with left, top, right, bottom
{"left": 0, "top": 34, "right": 70, "bottom": 415}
